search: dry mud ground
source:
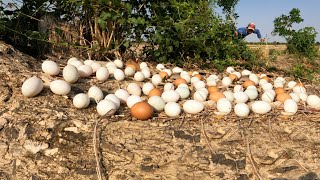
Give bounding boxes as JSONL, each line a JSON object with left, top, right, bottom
{"left": 0, "top": 41, "right": 320, "bottom": 180}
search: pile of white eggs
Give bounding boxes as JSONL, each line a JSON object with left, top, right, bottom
{"left": 21, "top": 57, "right": 320, "bottom": 119}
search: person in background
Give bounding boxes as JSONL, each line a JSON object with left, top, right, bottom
{"left": 235, "top": 22, "right": 265, "bottom": 42}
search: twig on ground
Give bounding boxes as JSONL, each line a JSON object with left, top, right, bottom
{"left": 200, "top": 118, "right": 215, "bottom": 154}
{"left": 93, "top": 118, "right": 103, "bottom": 180}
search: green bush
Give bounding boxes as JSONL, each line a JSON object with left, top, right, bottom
{"left": 273, "top": 8, "right": 318, "bottom": 59}
{"left": 287, "top": 27, "right": 318, "bottom": 59}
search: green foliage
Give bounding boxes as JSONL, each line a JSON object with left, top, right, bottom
{"left": 272, "top": 8, "right": 318, "bottom": 59}
{"left": 287, "top": 27, "right": 318, "bottom": 59}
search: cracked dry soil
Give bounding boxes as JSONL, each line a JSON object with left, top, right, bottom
{"left": 0, "top": 41, "right": 320, "bottom": 180}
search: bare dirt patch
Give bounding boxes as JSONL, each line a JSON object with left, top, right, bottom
{"left": 0, "top": 41, "right": 319, "bottom": 180}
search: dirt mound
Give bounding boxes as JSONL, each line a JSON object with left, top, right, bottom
{"left": 0, "top": 41, "right": 319, "bottom": 180}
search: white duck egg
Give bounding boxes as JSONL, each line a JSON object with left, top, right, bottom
{"left": 156, "top": 64, "right": 165, "bottom": 71}
{"left": 178, "top": 83, "right": 189, "bottom": 89}
{"left": 106, "top": 61, "right": 117, "bottom": 68}
{"left": 97, "top": 99, "right": 116, "bottom": 116}
{"left": 134, "top": 72, "right": 145, "bottom": 82}
{"left": 193, "top": 90, "right": 207, "bottom": 102}
{"left": 181, "top": 74, "right": 191, "bottom": 83}
{"left": 107, "top": 65, "right": 117, "bottom": 74}
{"left": 208, "top": 74, "right": 219, "bottom": 81}
{"left": 234, "top": 103, "right": 250, "bottom": 117}
{"left": 141, "top": 69, "right": 151, "bottom": 78}
{"left": 234, "top": 85, "right": 244, "bottom": 92}
{"left": 293, "top": 86, "right": 306, "bottom": 94}
{"left": 114, "top": 69, "right": 125, "bottom": 81}
{"left": 126, "top": 95, "right": 143, "bottom": 108}
{"left": 180, "top": 71, "right": 189, "bottom": 76}
{"left": 222, "top": 77, "right": 232, "bottom": 87}
{"left": 261, "top": 91, "right": 275, "bottom": 103}
{"left": 251, "top": 101, "right": 271, "bottom": 114}
{"left": 50, "top": 80, "right": 71, "bottom": 95}
{"left": 163, "top": 69, "right": 172, "bottom": 77}
{"left": 262, "top": 83, "right": 273, "bottom": 91}
{"left": 275, "top": 77, "right": 286, "bottom": 84}
{"left": 164, "top": 83, "right": 175, "bottom": 91}
{"left": 69, "top": 60, "right": 83, "bottom": 68}
{"left": 249, "top": 74, "right": 259, "bottom": 84}
{"left": 241, "top": 69, "right": 251, "bottom": 76}
{"left": 233, "top": 91, "right": 249, "bottom": 103}
{"left": 127, "top": 83, "right": 141, "bottom": 96}
{"left": 206, "top": 80, "right": 217, "bottom": 86}
{"left": 148, "top": 96, "right": 165, "bottom": 112}
{"left": 287, "top": 81, "right": 297, "bottom": 89}
{"left": 142, "top": 82, "right": 155, "bottom": 95}
{"left": 306, "top": 95, "right": 320, "bottom": 108}
{"left": 289, "top": 92, "right": 300, "bottom": 103}
{"left": 161, "top": 90, "right": 180, "bottom": 102}
{"left": 298, "top": 93, "right": 308, "bottom": 102}
{"left": 105, "top": 94, "right": 120, "bottom": 109}
{"left": 73, "top": 93, "right": 90, "bottom": 109}
{"left": 259, "top": 79, "right": 268, "bottom": 86}
{"left": 124, "top": 66, "right": 135, "bottom": 76}
{"left": 197, "top": 87, "right": 208, "bottom": 95}
{"left": 274, "top": 82, "right": 284, "bottom": 88}
{"left": 232, "top": 72, "right": 241, "bottom": 79}
{"left": 172, "top": 67, "right": 183, "bottom": 74}
{"left": 67, "top": 57, "right": 79, "bottom": 64}
{"left": 175, "top": 87, "right": 190, "bottom": 99}
{"left": 151, "top": 74, "right": 162, "bottom": 86}
{"left": 140, "top": 62, "right": 148, "bottom": 69}
{"left": 245, "top": 89, "right": 258, "bottom": 100}
{"left": 217, "top": 98, "right": 232, "bottom": 114}
{"left": 88, "top": 86, "right": 104, "bottom": 102}
{"left": 115, "top": 89, "right": 130, "bottom": 104}
{"left": 21, "top": 76, "right": 43, "bottom": 97}
{"left": 183, "top": 100, "right": 204, "bottom": 114}
{"left": 90, "top": 62, "right": 101, "bottom": 73}
{"left": 84, "top": 59, "right": 94, "bottom": 66}
{"left": 42, "top": 60, "right": 60, "bottom": 76}
{"left": 165, "top": 102, "right": 181, "bottom": 117}
{"left": 114, "top": 59, "right": 124, "bottom": 68}
{"left": 226, "top": 66, "right": 235, "bottom": 74}
{"left": 191, "top": 71, "right": 199, "bottom": 76}
{"left": 63, "top": 65, "right": 79, "bottom": 83}
{"left": 223, "top": 91, "right": 234, "bottom": 102}
{"left": 247, "top": 85, "right": 258, "bottom": 91}
{"left": 193, "top": 81, "right": 206, "bottom": 90}
{"left": 96, "top": 67, "right": 109, "bottom": 81}
{"left": 284, "top": 99, "right": 298, "bottom": 114}
{"left": 78, "top": 65, "right": 93, "bottom": 77}
{"left": 191, "top": 77, "right": 200, "bottom": 84}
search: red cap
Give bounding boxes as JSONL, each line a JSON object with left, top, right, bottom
{"left": 247, "top": 23, "right": 255, "bottom": 30}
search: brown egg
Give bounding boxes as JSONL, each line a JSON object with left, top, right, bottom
{"left": 228, "top": 74, "right": 238, "bottom": 81}
{"left": 131, "top": 101, "right": 153, "bottom": 120}
{"left": 126, "top": 64, "right": 137, "bottom": 71}
{"left": 276, "top": 93, "right": 292, "bottom": 103}
{"left": 126, "top": 59, "right": 140, "bottom": 71}
{"left": 159, "top": 71, "right": 169, "bottom": 79}
{"left": 209, "top": 91, "right": 225, "bottom": 102}
{"left": 174, "top": 78, "right": 187, "bottom": 86}
{"left": 261, "top": 76, "right": 271, "bottom": 82}
{"left": 208, "top": 86, "right": 219, "bottom": 94}
{"left": 275, "top": 87, "right": 285, "bottom": 95}
{"left": 194, "top": 74, "right": 203, "bottom": 80}
{"left": 295, "top": 82, "right": 305, "bottom": 87}
{"left": 148, "top": 88, "right": 162, "bottom": 98}
{"left": 243, "top": 80, "right": 256, "bottom": 88}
